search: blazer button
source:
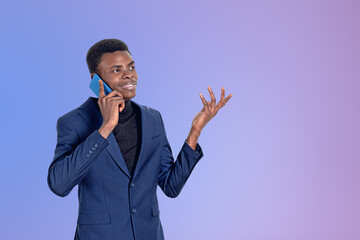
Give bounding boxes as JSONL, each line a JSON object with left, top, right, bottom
{"left": 91, "top": 147, "right": 96, "bottom": 151}
{"left": 146, "top": 107, "right": 149, "bottom": 110}
{"left": 95, "top": 143, "right": 99, "bottom": 148}
{"left": 132, "top": 208, "right": 137, "bottom": 214}
{"left": 86, "top": 153, "right": 90, "bottom": 158}
{"left": 130, "top": 183, "right": 135, "bottom": 188}
{"left": 89, "top": 150, "right": 93, "bottom": 154}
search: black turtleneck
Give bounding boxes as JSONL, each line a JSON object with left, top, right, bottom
{"left": 91, "top": 98, "right": 142, "bottom": 176}
{"left": 112, "top": 100, "right": 142, "bottom": 176}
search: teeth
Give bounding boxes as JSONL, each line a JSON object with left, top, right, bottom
{"left": 122, "top": 83, "right": 136, "bottom": 89}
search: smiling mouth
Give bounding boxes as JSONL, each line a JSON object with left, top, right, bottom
{"left": 120, "top": 83, "right": 137, "bottom": 90}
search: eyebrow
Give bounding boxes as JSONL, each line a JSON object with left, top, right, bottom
{"left": 109, "top": 61, "right": 135, "bottom": 69}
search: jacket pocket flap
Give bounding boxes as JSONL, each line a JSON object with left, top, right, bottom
{"left": 77, "top": 212, "right": 111, "bottom": 225}
{"left": 152, "top": 204, "right": 160, "bottom": 217}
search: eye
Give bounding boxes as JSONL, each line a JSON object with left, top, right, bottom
{"left": 112, "top": 69, "right": 121, "bottom": 73}
{"left": 129, "top": 66, "right": 135, "bottom": 70}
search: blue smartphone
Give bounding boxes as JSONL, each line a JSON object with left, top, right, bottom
{"left": 90, "top": 74, "right": 112, "bottom": 96}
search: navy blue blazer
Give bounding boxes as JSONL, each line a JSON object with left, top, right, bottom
{"left": 47, "top": 97, "right": 204, "bottom": 240}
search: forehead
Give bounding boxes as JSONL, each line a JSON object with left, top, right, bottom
{"left": 98, "top": 51, "right": 133, "bottom": 68}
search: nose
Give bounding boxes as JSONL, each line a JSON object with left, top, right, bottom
{"left": 123, "top": 67, "right": 133, "bottom": 79}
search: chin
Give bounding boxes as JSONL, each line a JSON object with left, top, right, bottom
{"left": 124, "top": 93, "right": 136, "bottom": 100}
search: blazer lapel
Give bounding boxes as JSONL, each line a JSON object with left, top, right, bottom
{"left": 79, "top": 97, "right": 131, "bottom": 178}
{"left": 106, "top": 132, "right": 131, "bottom": 178}
{"left": 132, "top": 102, "right": 153, "bottom": 180}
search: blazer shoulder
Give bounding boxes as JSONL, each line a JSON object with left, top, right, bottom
{"left": 132, "top": 101, "right": 162, "bottom": 119}
{"left": 56, "top": 97, "right": 95, "bottom": 126}
{"left": 55, "top": 97, "right": 101, "bottom": 142}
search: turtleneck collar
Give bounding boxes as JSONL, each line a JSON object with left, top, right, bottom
{"left": 119, "top": 100, "right": 135, "bottom": 122}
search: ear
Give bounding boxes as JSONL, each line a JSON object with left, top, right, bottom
{"left": 90, "top": 73, "right": 95, "bottom": 79}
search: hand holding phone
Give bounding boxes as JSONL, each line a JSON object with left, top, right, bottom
{"left": 90, "top": 74, "right": 112, "bottom": 96}
{"left": 91, "top": 74, "right": 125, "bottom": 139}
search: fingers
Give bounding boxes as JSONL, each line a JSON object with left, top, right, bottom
{"left": 215, "top": 87, "right": 226, "bottom": 111}
{"left": 200, "top": 87, "right": 232, "bottom": 113}
{"left": 207, "top": 86, "right": 216, "bottom": 107}
{"left": 98, "top": 84, "right": 125, "bottom": 112}
{"left": 99, "top": 80, "right": 124, "bottom": 100}
{"left": 222, "top": 87, "right": 232, "bottom": 104}
{"left": 107, "top": 93, "right": 125, "bottom": 105}
{"left": 215, "top": 87, "right": 232, "bottom": 112}
{"left": 199, "top": 93, "right": 210, "bottom": 111}
{"left": 119, "top": 102, "right": 125, "bottom": 112}
{"left": 219, "top": 87, "right": 225, "bottom": 102}
{"left": 106, "top": 89, "right": 123, "bottom": 99}
{"left": 224, "top": 93, "right": 233, "bottom": 104}
{"left": 99, "top": 80, "right": 105, "bottom": 98}
{"left": 107, "top": 96, "right": 125, "bottom": 112}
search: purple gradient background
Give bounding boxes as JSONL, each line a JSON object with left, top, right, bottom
{"left": 1, "top": 0, "right": 359, "bottom": 239}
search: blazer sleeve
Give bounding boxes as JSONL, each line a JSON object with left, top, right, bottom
{"left": 157, "top": 113, "right": 204, "bottom": 198}
{"left": 47, "top": 115, "right": 109, "bottom": 197}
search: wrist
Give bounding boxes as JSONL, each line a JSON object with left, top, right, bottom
{"left": 190, "top": 126, "right": 201, "bottom": 137}
{"left": 186, "top": 127, "right": 201, "bottom": 150}
{"left": 98, "top": 124, "right": 115, "bottom": 139}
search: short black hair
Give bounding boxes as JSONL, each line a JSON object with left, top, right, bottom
{"left": 86, "top": 39, "right": 131, "bottom": 74}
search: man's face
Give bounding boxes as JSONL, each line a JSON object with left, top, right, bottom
{"left": 94, "top": 50, "right": 138, "bottom": 101}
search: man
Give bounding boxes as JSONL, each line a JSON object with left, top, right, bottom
{"left": 47, "top": 39, "right": 232, "bottom": 240}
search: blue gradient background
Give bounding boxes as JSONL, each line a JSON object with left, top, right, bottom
{"left": 1, "top": 0, "right": 359, "bottom": 239}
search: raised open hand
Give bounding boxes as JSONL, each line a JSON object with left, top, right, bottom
{"left": 191, "top": 86, "right": 232, "bottom": 133}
